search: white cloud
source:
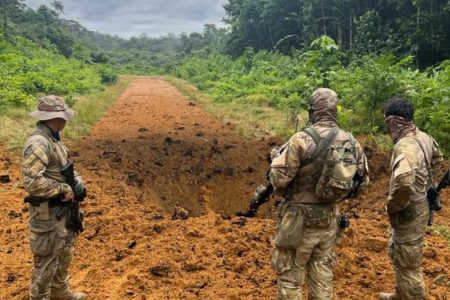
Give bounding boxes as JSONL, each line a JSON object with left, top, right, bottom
{"left": 24, "top": 0, "right": 227, "bottom": 38}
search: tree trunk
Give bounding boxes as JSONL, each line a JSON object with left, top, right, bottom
{"left": 321, "top": 0, "right": 327, "bottom": 35}
{"left": 349, "top": 13, "right": 353, "bottom": 50}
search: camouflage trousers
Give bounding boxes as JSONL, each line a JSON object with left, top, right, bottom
{"left": 389, "top": 204, "right": 429, "bottom": 300}
{"left": 28, "top": 204, "right": 76, "bottom": 300}
{"left": 272, "top": 201, "right": 337, "bottom": 300}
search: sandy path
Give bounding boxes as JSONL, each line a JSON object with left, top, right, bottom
{"left": 0, "top": 78, "right": 449, "bottom": 299}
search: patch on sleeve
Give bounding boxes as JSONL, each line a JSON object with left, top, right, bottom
{"left": 393, "top": 154, "right": 413, "bottom": 179}
{"left": 23, "top": 144, "right": 49, "bottom": 177}
{"left": 271, "top": 147, "right": 289, "bottom": 168}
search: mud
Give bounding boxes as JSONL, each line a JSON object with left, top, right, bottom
{"left": 0, "top": 78, "right": 449, "bottom": 299}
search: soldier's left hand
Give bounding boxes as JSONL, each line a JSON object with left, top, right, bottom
{"left": 63, "top": 190, "right": 75, "bottom": 202}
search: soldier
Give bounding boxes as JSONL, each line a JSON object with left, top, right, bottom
{"left": 270, "top": 88, "right": 369, "bottom": 299}
{"left": 23, "top": 95, "right": 87, "bottom": 300}
{"left": 379, "top": 97, "right": 443, "bottom": 300}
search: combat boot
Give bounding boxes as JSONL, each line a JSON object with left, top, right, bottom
{"left": 378, "top": 292, "right": 401, "bottom": 300}
{"left": 50, "top": 291, "right": 87, "bottom": 300}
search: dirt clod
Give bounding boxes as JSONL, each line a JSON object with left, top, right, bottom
{"left": 127, "top": 240, "right": 137, "bottom": 249}
{"left": 183, "top": 263, "right": 206, "bottom": 272}
{"left": 172, "top": 206, "right": 189, "bottom": 220}
{"left": 6, "top": 273, "right": 16, "bottom": 284}
{"left": 8, "top": 211, "right": 21, "bottom": 219}
{"left": 150, "top": 265, "right": 171, "bottom": 277}
{"left": 0, "top": 173, "right": 10, "bottom": 183}
{"left": 163, "top": 137, "right": 173, "bottom": 146}
{"left": 153, "top": 225, "right": 163, "bottom": 234}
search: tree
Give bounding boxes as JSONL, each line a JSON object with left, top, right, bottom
{"left": 0, "top": 0, "right": 24, "bottom": 36}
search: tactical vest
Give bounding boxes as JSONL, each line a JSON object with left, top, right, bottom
{"left": 29, "top": 125, "right": 69, "bottom": 185}
{"left": 286, "top": 125, "right": 355, "bottom": 204}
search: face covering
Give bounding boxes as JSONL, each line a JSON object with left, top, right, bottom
{"left": 384, "top": 115, "right": 416, "bottom": 144}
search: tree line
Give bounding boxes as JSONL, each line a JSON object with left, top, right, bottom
{"left": 224, "top": 0, "right": 450, "bottom": 68}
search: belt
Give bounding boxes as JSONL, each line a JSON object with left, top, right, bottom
{"left": 25, "top": 195, "right": 65, "bottom": 207}
{"left": 48, "top": 196, "right": 66, "bottom": 207}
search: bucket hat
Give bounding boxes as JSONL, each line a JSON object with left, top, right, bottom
{"left": 29, "top": 95, "right": 76, "bottom": 121}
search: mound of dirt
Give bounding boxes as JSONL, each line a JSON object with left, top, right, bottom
{"left": 0, "top": 78, "right": 449, "bottom": 299}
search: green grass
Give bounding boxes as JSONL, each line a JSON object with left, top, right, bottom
{"left": 0, "top": 76, "right": 132, "bottom": 151}
{"left": 0, "top": 107, "right": 36, "bottom": 151}
{"left": 162, "top": 76, "right": 303, "bottom": 140}
{"left": 430, "top": 224, "right": 450, "bottom": 246}
{"left": 65, "top": 76, "right": 132, "bottom": 139}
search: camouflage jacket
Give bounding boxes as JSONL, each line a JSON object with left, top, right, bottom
{"left": 270, "top": 121, "right": 369, "bottom": 204}
{"left": 387, "top": 129, "right": 443, "bottom": 214}
{"left": 22, "top": 123, "right": 74, "bottom": 198}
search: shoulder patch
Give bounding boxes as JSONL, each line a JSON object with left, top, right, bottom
{"left": 24, "top": 140, "right": 50, "bottom": 165}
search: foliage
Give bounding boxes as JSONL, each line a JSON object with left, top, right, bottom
{"left": 99, "top": 67, "right": 118, "bottom": 85}
{"left": 171, "top": 36, "right": 450, "bottom": 155}
{"left": 223, "top": 0, "right": 450, "bottom": 68}
{"left": 0, "top": 34, "right": 103, "bottom": 111}
{"left": 0, "top": 76, "right": 131, "bottom": 149}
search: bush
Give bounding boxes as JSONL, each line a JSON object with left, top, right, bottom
{"left": 170, "top": 37, "right": 450, "bottom": 155}
{"left": 99, "top": 68, "right": 118, "bottom": 85}
{"left": 0, "top": 35, "right": 105, "bottom": 110}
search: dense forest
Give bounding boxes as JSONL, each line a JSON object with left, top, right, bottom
{"left": 0, "top": 0, "right": 449, "bottom": 153}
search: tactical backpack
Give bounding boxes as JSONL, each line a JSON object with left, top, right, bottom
{"left": 303, "top": 126, "right": 358, "bottom": 202}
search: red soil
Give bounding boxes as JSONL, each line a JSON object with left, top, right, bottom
{"left": 0, "top": 78, "right": 449, "bottom": 299}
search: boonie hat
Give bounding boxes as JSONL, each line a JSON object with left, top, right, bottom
{"left": 30, "top": 95, "right": 76, "bottom": 121}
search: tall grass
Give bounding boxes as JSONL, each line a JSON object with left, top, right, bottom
{"left": 0, "top": 76, "right": 132, "bottom": 151}
{"left": 163, "top": 76, "right": 303, "bottom": 139}
{"left": 65, "top": 76, "right": 132, "bottom": 139}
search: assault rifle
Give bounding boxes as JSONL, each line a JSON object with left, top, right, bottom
{"left": 237, "top": 170, "right": 365, "bottom": 218}
{"left": 427, "top": 169, "right": 450, "bottom": 226}
{"left": 236, "top": 183, "right": 274, "bottom": 217}
{"left": 61, "top": 161, "right": 86, "bottom": 234}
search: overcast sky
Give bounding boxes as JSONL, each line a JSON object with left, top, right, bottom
{"left": 25, "top": 0, "right": 228, "bottom": 38}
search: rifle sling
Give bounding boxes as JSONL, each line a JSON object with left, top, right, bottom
{"left": 302, "top": 126, "right": 339, "bottom": 166}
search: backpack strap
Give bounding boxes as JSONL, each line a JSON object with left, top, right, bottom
{"left": 302, "top": 126, "right": 339, "bottom": 166}
{"left": 303, "top": 127, "right": 322, "bottom": 146}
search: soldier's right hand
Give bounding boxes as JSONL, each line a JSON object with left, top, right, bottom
{"left": 63, "top": 190, "right": 75, "bottom": 202}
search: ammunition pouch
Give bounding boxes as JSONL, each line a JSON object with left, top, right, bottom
{"left": 304, "top": 204, "right": 335, "bottom": 228}
{"left": 398, "top": 202, "right": 417, "bottom": 224}
{"left": 274, "top": 202, "right": 304, "bottom": 248}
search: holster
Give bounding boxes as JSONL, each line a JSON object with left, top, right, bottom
{"left": 24, "top": 195, "right": 46, "bottom": 207}
{"left": 24, "top": 195, "right": 64, "bottom": 207}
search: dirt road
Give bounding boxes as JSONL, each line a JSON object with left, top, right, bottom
{"left": 1, "top": 78, "right": 449, "bottom": 299}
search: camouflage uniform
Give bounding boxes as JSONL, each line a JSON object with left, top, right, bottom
{"left": 381, "top": 115, "right": 443, "bottom": 300}
{"left": 23, "top": 96, "right": 86, "bottom": 300}
{"left": 270, "top": 89, "right": 369, "bottom": 300}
